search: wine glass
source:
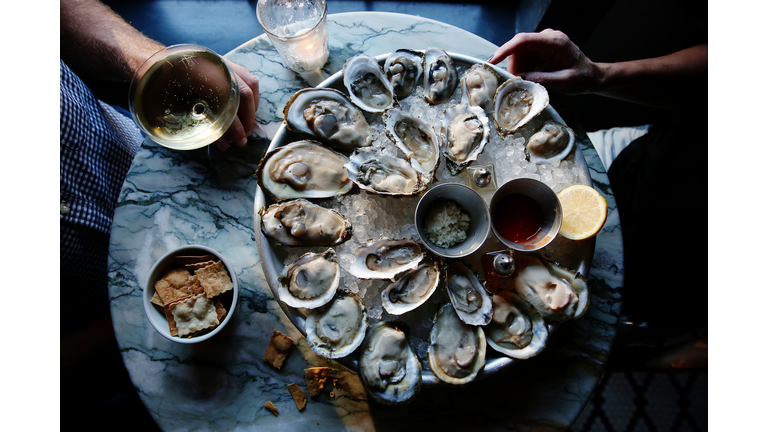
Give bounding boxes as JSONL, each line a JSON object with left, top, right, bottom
{"left": 129, "top": 44, "right": 240, "bottom": 150}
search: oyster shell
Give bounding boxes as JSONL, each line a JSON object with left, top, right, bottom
{"left": 493, "top": 77, "right": 549, "bottom": 139}
{"left": 526, "top": 120, "right": 575, "bottom": 164}
{"left": 306, "top": 289, "right": 368, "bottom": 359}
{"left": 343, "top": 54, "right": 395, "bottom": 113}
{"left": 283, "top": 88, "right": 372, "bottom": 152}
{"left": 512, "top": 255, "right": 589, "bottom": 323}
{"left": 256, "top": 140, "right": 353, "bottom": 201}
{"left": 359, "top": 322, "right": 422, "bottom": 404}
{"left": 349, "top": 238, "right": 425, "bottom": 280}
{"left": 381, "top": 261, "right": 441, "bottom": 315}
{"left": 440, "top": 103, "right": 490, "bottom": 175}
{"left": 460, "top": 63, "right": 501, "bottom": 111}
{"left": 445, "top": 261, "right": 493, "bottom": 326}
{"left": 423, "top": 48, "right": 459, "bottom": 105}
{"left": 383, "top": 108, "right": 440, "bottom": 179}
{"left": 277, "top": 248, "right": 340, "bottom": 309}
{"left": 345, "top": 147, "right": 426, "bottom": 196}
{"left": 260, "top": 199, "right": 352, "bottom": 246}
{"left": 486, "top": 293, "right": 548, "bottom": 359}
{"left": 428, "top": 303, "right": 486, "bottom": 385}
{"left": 384, "top": 49, "right": 423, "bottom": 99}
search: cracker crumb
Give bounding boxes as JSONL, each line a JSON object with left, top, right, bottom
{"left": 304, "top": 367, "right": 331, "bottom": 397}
{"left": 287, "top": 383, "right": 307, "bottom": 411}
{"left": 264, "top": 401, "right": 278, "bottom": 416}
{"left": 264, "top": 330, "right": 294, "bottom": 369}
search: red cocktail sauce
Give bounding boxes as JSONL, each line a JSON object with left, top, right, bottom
{"left": 493, "top": 194, "right": 544, "bottom": 245}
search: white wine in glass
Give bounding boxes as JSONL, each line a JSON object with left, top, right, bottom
{"left": 129, "top": 44, "right": 240, "bottom": 150}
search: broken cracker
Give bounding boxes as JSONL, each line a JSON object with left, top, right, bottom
{"left": 154, "top": 278, "right": 190, "bottom": 305}
{"left": 162, "top": 267, "right": 193, "bottom": 290}
{"left": 186, "top": 260, "right": 216, "bottom": 271}
{"left": 287, "top": 383, "right": 307, "bottom": 411}
{"left": 264, "top": 401, "right": 278, "bottom": 417}
{"left": 264, "top": 330, "right": 294, "bottom": 369}
{"left": 180, "top": 275, "right": 205, "bottom": 296}
{"left": 164, "top": 293, "right": 219, "bottom": 337}
{"left": 214, "top": 298, "right": 227, "bottom": 321}
{"left": 195, "top": 261, "right": 234, "bottom": 299}
{"left": 304, "top": 367, "right": 331, "bottom": 398}
{"left": 151, "top": 292, "right": 164, "bottom": 307}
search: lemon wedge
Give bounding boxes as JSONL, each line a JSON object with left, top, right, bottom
{"left": 557, "top": 185, "right": 607, "bottom": 240}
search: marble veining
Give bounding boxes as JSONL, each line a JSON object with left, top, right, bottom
{"left": 108, "top": 12, "right": 623, "bottom": 432}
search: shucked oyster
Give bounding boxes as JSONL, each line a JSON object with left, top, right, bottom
{"left": 486, "top": 293, "right": 548, "bottom": 360}
{"left": 460, "top": 63, "right": 501, "bottom": 112}
{"left": 283, "top": 88, "right": 372, "bottom": 152}
{"left": 383, "top": 108, "right": 440, "bottom": 179}
{"left": 256, "top": 140, "right": 352, "bottom": 201}
{"left": 349, "top": 238, "right": 425, "bottom": 280}
{"left": 359, "top": 322, "right": 422, "bottom": 404}
{"left": 493, "top": 77, "right": 549, "bottom": 139}
{"left": 278, "top": 248, "right": 340, "bottom": 309}
{"left": 423, "top": 47, "right": 459, "bottom": 105}
{"left": 306, "top": 289, "right": 368, "bottom": 359}
{"left": 445, "top": 261, "right": 493, "bottom": 326}
{"left": 526, "top": 120, "right": 575, "bottom": 164}
{"left": 440, "top": 103, "right": 491, "bottom": 175}
{"left": 381, "top": 261, "right": 440, "bottom": 315}
{"left": 428, "top": 303, "right": 486, "bottom": 385}
{"left": 260, "top": 199, "right": 352, "bottom": 246}
{"left": 384, "top": 49, "right": 423, "bottom": 99}
{"left": 345, "top": 147, "right": 426, "bottom": 196}
{"left": 343, "top": 54, "right": 395, "bottom": 113}
{"left": 512, "top": 255, "right": 589, "bottom": 323}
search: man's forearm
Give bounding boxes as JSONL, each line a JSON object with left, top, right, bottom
{"left": 60, "top": 0, "right": 165, "bottom": 81}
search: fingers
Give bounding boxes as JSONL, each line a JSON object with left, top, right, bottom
{"left": 219, "top": 59, "right": 260, "bottom": 152}
{"left": 224, "top": 116, "right": 248, "bottom": 148}
{"left": 490, "top": 29, "right": 571, "bottom": 70}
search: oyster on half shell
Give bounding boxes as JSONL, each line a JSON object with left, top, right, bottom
{"left": 384, "top": 49, "right": 424, "bottom": 99}
{"left": 423, "top": 48, "right": 459, "bottom": 105}
{"left": 343, "top": 54, "right": 395, "bottom": 113}
{"left": 526, "top": 120, "right": 575, "bottom": 164}
{"left": 345, "top": 147, "right": 426, "bottom": 196}
{"left": 283, "top": 88, "right": 372, "bottom": 152}
{"left": 445, "top": 261, "right": 493, "bottom": 326}
{"left": 383, "top": 108, "right": 440, "bottom": 179}
{"left": 493, "top": 77, "right": 549, "bottom": 139}
{"left": 460, "top": 63, "right": 501, "bottom": 112}
{"left": 359, "top": 322, "right": 422, "bottom": 404}
{"left": 428, "top": 303, "right": 486, "bottom": 385}
{"left": 260, "top": 199, "right": 352, "bottom": 247}
{"left": 440, "top": 103, "right": 491, "bottom": 175}
{"left": 381, "top": 261, "right": 441, "bottom": 315}
{"left": 512, "top": 255, "right": 589, "bottom": 323}
{"left": 277, "top": 248, "right": 340, "bottom": 309}
{"left": 256, "top": 140, "right": 352, "bottom": 201}
{"left": 486, "top": 293, "right": 548, "bottom": 360}
{"left": 349, "top": 238, "right": 425, "bottom": 280}
{"left": 306, "top": 289, "right": 368, "bottom": 359}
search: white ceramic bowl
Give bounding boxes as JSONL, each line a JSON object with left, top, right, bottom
{"left": 143, "top": 245, "right": 239, "bottom": 343}
{"left": 414, "top": 183, "right": 490, "bottom": 258}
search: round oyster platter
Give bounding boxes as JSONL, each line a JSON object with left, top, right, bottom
{"left": 254, "top": 50, "right": 595, "bottom": 397}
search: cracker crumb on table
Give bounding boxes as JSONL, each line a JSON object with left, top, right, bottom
{"left": 264, "top": 330, "right": 294, "bottom": 369}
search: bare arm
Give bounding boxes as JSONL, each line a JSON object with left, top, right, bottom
{"left": 60, "top": 0, "right": 260, "bottom": 150}
{"left": 489, "top": 29, "right": 707, "bottom": 109}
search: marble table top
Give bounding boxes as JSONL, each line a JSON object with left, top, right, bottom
{"left": 108, "top": 11, "right": 623, "bottom": 432}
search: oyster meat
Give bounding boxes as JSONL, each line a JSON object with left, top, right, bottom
{"left": 343, "top": 54, "right": 395, "bottom": 113}
{"left": 381, "top": 261, "right": 441, "bottom": 315}
{"left": 383, "top": 108, "right": 440, "bottom": 178}
{"left": 493, "top": 77, "right": 549, "bottom": 139}
{"left": 428, "top": 303, "right": 486, "bottom": 385}
{"left": 345, "top": 147, "right": 426, "bottom": 196}
{"left": 260, "top": 199, "right": 352, "bottom": 246}
{"left": 384, "top": 49, "right": 423, "bottom": 99}
{"left": 486, "top": 293, "right": 548, "bottom": 360}
{"left": 278, "top": 248, "right": 340, "bottom": 309}
{"left": 283, "top": 88, "right": 372, "bottom": 152}
{"left": 423, "top": 48, "right": 459, "bottom": 105}
{"left": 359, "top": 322, "right": 422, "bottom": 404}
{"left": 526, "top": 120, "right": 575, "bottom": 164}
{"left": 512, "top": 255, "right": 589, "bottom": 323}
{"left": 460, "top": 63, "right": 501, "bottom": 111}
{"left": 445, "top": 261, "right": 493, "bottom": 326}
{"left": 306, "top": 289, "right": 368, "bottom": 359}
{"left": 440, "top": 103, "right": 490, "bottom": 175}
{"left": 256, "top": 140, "right": 353, "bottom": 201}
{"left": 349, "top": 238, "right": 425, "bottom": 280}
